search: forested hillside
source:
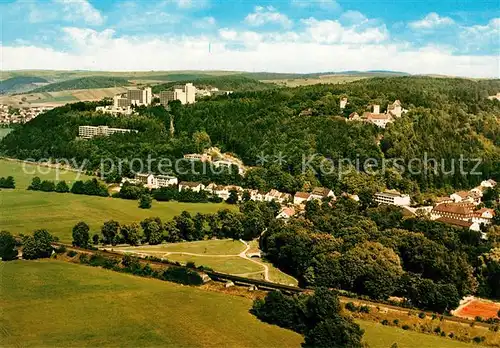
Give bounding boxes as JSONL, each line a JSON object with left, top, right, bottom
{"left": 152, "top": 75, "right": 275, "bottom": 93}
{"left": 0, "top": 76, "right": 48, "bottom": 94}
{"left": 2, "top": 77, "right": 499, "bottom": 195}
{"left": 31, "top": 76, "right": 130, "bottom": 93}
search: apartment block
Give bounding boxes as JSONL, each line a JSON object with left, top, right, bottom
{"left": 78, "top": 125, "right": 137, "bottom": 139}
{"left": 374, "top": 190, "right": 411, "bottom": 206}
{"left": 159, "top": 83, "right": 196, "bottom": 106}
{"left": 126, "top": 87, "right": 152, "bottom": 106}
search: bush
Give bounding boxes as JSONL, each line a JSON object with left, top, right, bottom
{"left": 473, "top": 336, "right": 485, "bottom": 343}
{"left": 402, "top": 325, "right": 410, "bottom": 330}
{"left": 393, "top": 319, "right": 399, "bottom": 325}
{"left": 186, "top": 261, "right": 196, "bottom": 268}
{"left": 381, "top": 319, "right": 389, "bottom": 326}
{"left": 0, "top": 230, "right": 18, "bottom": 260}
{"left": 419, "top": 312, "right": 426, "bottom": 319}
{"left": 448, "top": 333, "right": 454, "bottom": 338}
{"left": 475, "top": 316, "right": 483, "bottom": 322}
{"left": 434, "top": 327, "right": 441, "bottom": 333}
{"left": 359, "top": 305, "right": 370, "bottom": 313}
{"left": 67, "top": 250, "right": 78, "bottom": 257}
{"left": 162, "top": 267, "right": 204, "bottom": 285}
{"left": 54, "top": 245, "right": 67, "bottom": 254}
{"left": 345, "top": 302, "right": 358, "bottom": 312}
{"left": 440, "top": 331, "right": 446, "bottom": 337}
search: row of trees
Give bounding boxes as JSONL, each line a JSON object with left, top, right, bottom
{"left": 252, "top": 288, "right": 364, "bottom": 348}
{"left": 72, "top": 200, "right": 280, "bottom": 248}
{"left": 28, "top": 177, "right": 108, "bottom": 197}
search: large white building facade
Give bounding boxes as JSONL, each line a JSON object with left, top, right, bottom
{"left": 160, "top": 83, "right": 196, "bottom": 106}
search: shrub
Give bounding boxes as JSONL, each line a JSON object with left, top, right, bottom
{"left": 186, "top": 261, "right": 196, "bottom": 268}
{"left": 402, "top": 325, "right": 410, "bottom": 330}
{"left": 440, "top": 331, "right": 446, "bottom": 337}
{"left": 448, "top": 333, "right": 454, "bottom": 339}
{"left": 473, "top": 336, "right": 485, "bottom": 343}
{"left": 345, "top": 302, "right": 358, "bottom": 312}
{"left": 359, "top": 305, "right": 370, "bottom": 313}
{"left": 434, "top": 327, "right": 441, "bottom": 333}
{"left": 475, "top": 316, "right": 483, "bottom": 322}
{"left": 67, "top": 250, "right": 78, "bottom": 257}
{"left": 381, "top": 319, "right": 389, "bottom": 326}
{"left": 393, "top": 319, "right": 400, "bottom": 325}
{"left": 79, "top": 254, "right": 89, "bottom": 264}
{"left": 418, "top": 312, "right": 426, "bottom": 319}
{"left": 162, "top": 267, "right": 204, "bottom": 285}
{"left": 54, "top": 245, "right": 67, "bottom": 254}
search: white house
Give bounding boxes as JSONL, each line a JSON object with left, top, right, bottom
{"left": 310, "top": 187, "right": 336, "bottom": 201}
{"left": 472, "top": 208, "right": 495, "bottom": 225}
{"left": 340, "top": 97, "right": 348, "bottom": 109}
{"left": 135, "top": 173, "right": 156, "bottom": 188}
{"left": 450, "top": 191, "right": 482, "bottom": 205}
{"left": 178, "top": 181, "right": 205, "bottom": 193}
{"left": 248, "top": 189, "right": 265, "bottom": 202}
{"left": 155, "top": 175, "right": 178, "bottom": 188}
{"left": 276, "top": 207, "right": 296, "bottom": 220}
{"left": 374, "top": 190, "right": 411, "bottom": 207}
{"left": 293, "top": 192, "right": 311, "bottom": 205}
{"left": 480, "top": 179, "right": 497, "bottom": 189}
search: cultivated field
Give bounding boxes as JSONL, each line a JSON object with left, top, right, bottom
{"left": 1, "top": 260, "right": 303, "bottom": 348}
{"left": 1, "top": 260, "right": 475, "bottom": 348}
{"left": 117, "top": 239, "right": 247, "bottom": 255}
{"left": 264, "top": 75, "right": 368, "bottom": 87}
{"left": 0, "top": 87, "right": 129, "bottom": 107}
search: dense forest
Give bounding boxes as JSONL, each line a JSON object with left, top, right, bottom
{"left": 2, "top": 77, "right": 499, "bottom": 197}
{"left": 261, "top": 198, "right": 500, "bottom": 312}
{"left": 31, "top": 76, "right": 130, "bottom": 93}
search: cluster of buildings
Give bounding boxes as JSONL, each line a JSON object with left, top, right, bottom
{"left": 78, "top": 125, "right": 138, "bottom": 139}
{"left": 195, "top": 87, "right": 233, "bottom": 98}
{"left": 345, "top": 100, "right": 408, "bottom": 128}
{"left": 159, "top": 83, "right": 196, "bottom": 106}
{"left": 96, "top": 87, "right": 153, "bottom": 115}
{"left": 0, "top": 104, "right": 54, "bottom": 124}
{"left": 373, "top": 180, "right": 497, "bottom": 235}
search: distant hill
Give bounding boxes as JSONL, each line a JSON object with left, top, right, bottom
{"left": 31, "top": 76, "right": 130, "bottom": 93}
{"left": 152, "top": 75, "right": 275, "bottom": 93}
{"left": 0, "top": 76, "right": 48, "bottom": 94}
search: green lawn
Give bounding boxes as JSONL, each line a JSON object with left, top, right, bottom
{"left": 358, "top": 320, "right": 473, "bottom": 348}
{"left": 117, "top": 239, "right": 246, "bottom": 255}
{"left": 1, "top": 260, "right": 303, "bottom": 347}
{"left": 164, "top": 254, "right": 264, "bottom": 274}
{"left": 0, "top": 159, "right": 93, "bottom": 189}
{"left": 0, "top": 190, "right": 232, "bottom": 242}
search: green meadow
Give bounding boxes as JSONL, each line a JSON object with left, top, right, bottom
{"left": 1, "top": 260, "right": 474, "bottom": 348}
{"left": 0, "top": 159, "right": 234, "bottom": 241}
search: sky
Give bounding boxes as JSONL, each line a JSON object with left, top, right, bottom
{"left": 1, "top": 0, "right": 499, "bottom": 77}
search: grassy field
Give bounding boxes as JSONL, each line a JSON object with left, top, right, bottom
{"left": 1, "top": 260, "right": 303, "bottom": 347}
{"left": 165, "top": 254, "right": 263, "bottom": 274}
{"left": 1, "top": 260, "right": 474, "bottom": 348}
{"left": 358, "top": 321, "right": 473, "bottom": 348}
{"left": 0, "top": 158, "right": 94, "bottom": 189}
{"left": 117, "top": 239, "right": 246, "bottom": 255}
{"left": 0, "top": 190, "right": 232, "bottom": 242}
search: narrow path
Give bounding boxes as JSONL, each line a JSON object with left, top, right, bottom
{"left": 238, "top": 239, "right": 269, "bottom": 281}
{"left": 161, "top": 251, "right": 238, "bottom": 258}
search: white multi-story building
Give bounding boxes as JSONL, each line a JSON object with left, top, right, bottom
{"left": 78, "top": 125, "right": 137, "bottom": 139}
{"left": 183, "top": 153, "right": 212, "bottom": 162}
{"left": 160, "top": 83, "right": 196, "bottom": 106}
{"left": 374, "top": 190, "right": 411, "bottom": 206}
{"left": 178, "top": 181, "right": 205, "bottom": 193}
{"left": 127, "top": 87, "right": 152, "bottom": 106}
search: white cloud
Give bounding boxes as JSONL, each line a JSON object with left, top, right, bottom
{"left": 6, "top": 0, "right": 104, "bottom": 25}
{"left": 292, "top": 0, "right": 341, "bottom": 11}
{"left": 194, "top": 16, "right": 216, "bottom": 29}
{"left": 2, "top": 26, "right": 498, "bottom": 78}
{"left": 301, "top": 18, "right": 389, "bottom": 44}
{"left": 459, "top": 18, "right": 500, "bottom": 53}
{"left": 244, "top": 6, "right": 293, "bottom": 28}
{"left": 340, "top": 10, "right": 368, "bottom": 25}
{"left": 54, "top": 0, "right": 105, "bottom": 25}
{"left": 409, "top": 12, "right": 455, "bottom": 30}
